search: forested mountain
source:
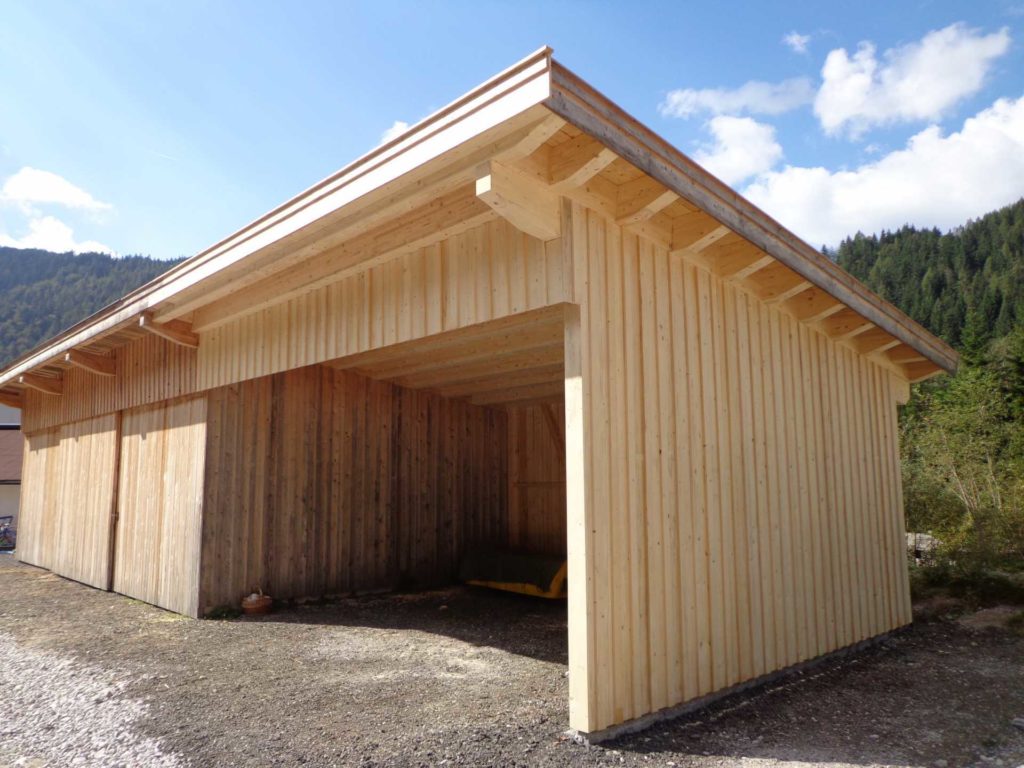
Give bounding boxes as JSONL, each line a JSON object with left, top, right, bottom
{"left": 829, "top": 199, "right": 1024, "bottom": 357}
{"left": 0, "top": 248, "right": 179, "bottom": 367}
{"left": 829, "top": 198, "right": 1024, "bottom": 572}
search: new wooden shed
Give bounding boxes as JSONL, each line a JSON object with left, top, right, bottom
{"left": 0, "top": 49, "right": 957, "bottom": 740}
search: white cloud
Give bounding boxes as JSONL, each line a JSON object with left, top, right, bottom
{"left": 660, "top": 77, "right": 814, "bottom": 119}
{"left": 783, "top": 31, "right": 811, "bottom": 53}
{"left": 694, "top": 116, "right": 783, "bottom": 185}
{"left": 0, "top": 215, "right": 114, "bottom": 254}
{"left": 743, "top": 94, "right": 1024, "bottom": 246}
{"left": 0, "top": 167, "right": 111, "bottom": 212}
{"left": 815, "top": 23, "right": 1011, "bottom": 136}
{"left": 379, "top": 120, "right": 411, "bottom": 145}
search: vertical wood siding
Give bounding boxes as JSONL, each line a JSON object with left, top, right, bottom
{"left": 113, "top": 396, "right": 207, "bottom": 617}
{"left": 567, "top": 203, "right": 911, "bottom": 733}
{"left": 199, "top": 364, "right": 508, "bottom": 614}
{"left": 16, "top": 414, "right": 118, "bottom": 589}
{"left": 198, "top": 219, "right": 567, "bottom": 389}
{"left": 507, "top": 403, "right": 566, "bottom": 555}
{"left": 21, "top": 333, "right": 198, "bottom": 433}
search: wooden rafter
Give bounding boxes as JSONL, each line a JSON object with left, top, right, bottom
{"left": 855, "top": 328, "right": 902, "bottom": 356}
{"left": 548, "top": 134, "right": 617, "bottom": 187}
{"left": 19, "top": 373, "right": 62, "bottom": 395}
{"left": 64, "top": 349, "right": 116, "bottom": 377}
{"left": 615, "top": 176, "right": 678, "bottom": 226}
{"left": 138, "top": 313, "right": 199, "bottom": 348}
{"left": 819, "top": 309, "right": 873, "bottom": 341}
{"left": 784, "top": 287, "right": 844, "bottom": 323}
{"left": 0, "top": 389, "right": 21, "bottom": 408}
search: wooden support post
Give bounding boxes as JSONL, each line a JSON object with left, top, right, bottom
{"left": 476, "top": 160, "right": 561, "bottom": 241}
{"left": 64, "top": 349, "right": 116, "bottom": 376}
{"left": 18, "top": 373, "right": 62, "bottom": 395}
{"left": 139, "top": 313, "right": 199, "bottom": 348}
{"left": 563, "top": 300, "right": 594, "bottom": 733}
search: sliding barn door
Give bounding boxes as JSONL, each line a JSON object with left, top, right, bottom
{"left": 113, "top": 395, "right": 206, "bottom": 616}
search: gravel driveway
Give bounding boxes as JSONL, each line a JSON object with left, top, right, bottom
{"left": 1, "top": 556, "right": 1022, "bottom": 767}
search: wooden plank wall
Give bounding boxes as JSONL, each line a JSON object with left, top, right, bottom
{"left": 566, "top": 202, "right": 911, "bottom": 734}
{"left": 16, "top": 414, "right": 118, "bottom": 589}
{"left": 197, "top": 218, "right": 568, "bottom": 390}
{"left": 113, "top": 396, "right": 207, "bottom": 617}
{"left": 199, "top": 364, "right": 508, "bottom": 614}
{"left": 20, "top": 219, "right": 567, "bottom": 435}
{"left": 16, "top": 429, "right": 59, "bottom": 569}
{"left": 22, "top": 333, "right": 198, "bottom": 433}
{"left": 507, "top": 403, "right": 566, "bottom": 555}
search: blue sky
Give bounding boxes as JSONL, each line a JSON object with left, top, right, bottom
{"left": 1, "top": 0, "right": 1023, "bottom": 258}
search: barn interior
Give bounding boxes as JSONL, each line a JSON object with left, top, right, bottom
{"left": 197, "top": 305, "right": 569, "bottom": 615}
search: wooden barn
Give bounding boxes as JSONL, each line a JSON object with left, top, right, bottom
{"left": 0, "top": 49, "right": 957, "bottom": 740}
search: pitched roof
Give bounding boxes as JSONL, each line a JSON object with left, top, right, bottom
{"left": 0, "top": 48, "right": 956, "bottom": 399}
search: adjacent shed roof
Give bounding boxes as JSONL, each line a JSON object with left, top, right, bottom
{"left": 0, "top": 47, "right": 957, "bottom": 403}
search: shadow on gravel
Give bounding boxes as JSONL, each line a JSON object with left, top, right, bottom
{"left": 241, "top": 584, "right": 569, "bottom": 665}
{"left": 602, "top": 623, "right": 1024, "bottom": 768}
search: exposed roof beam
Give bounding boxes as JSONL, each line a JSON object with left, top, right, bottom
{"left": 0, "top": 390, "right": 21, "bottom": 408}
{"left": 64, "top": 349, "right": 116, "bottom": 377}
{"left": 855, "top": 328, "right": 903, "bottom": 356}
{"left": 714, "top": 249, "right": 774, "bottom": 282}
{"left": 670, "top": 212, "right": 727, "bottom": 252}
{"left": 745, "top": 263, "right": 813, "bottom": 305}
{"left": 19, "top": 373, "right": 62, "bottom": 395}
{"left": 672, "top": 224, "right": 731, "bottom": 256}
{"left": 545, "top": 60, "right": 958, "bottom": 374}
{"left": 904, "top": 360, "right": 943, "bottom": 382}
{"left": 819, "top": 309, "right": 874, "bottom": 341}
{"left": 615, "top": 177, "right": 678, "bottom": 226}
{"left": 548, "top": 135, "right": 617, "bottom": 187}
{"left": 885, "top": 344, "right": 927, "bottom": 365}
{"left": 476, "top": 161, "right": 561, "bottom": 241}
{"left": 784, "top": 287, "right": 845, "bottom": 324}
{"left": 139, "top": 314, "right": 199, "bottom": 348}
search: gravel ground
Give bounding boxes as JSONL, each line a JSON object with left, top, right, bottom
{"left": 1, "top": 556, "right": 1023, "bottom": 767}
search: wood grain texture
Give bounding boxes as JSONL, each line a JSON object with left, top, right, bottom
{"left": 507, "top": 403, "right": 566, "bottom": 555}
{"left": 197, "top": 218, "right": 567, "bottom": 390}
{"left": 199, "top": 364, "right": 508, "bottom": 614}
{"left": 566, "top": 202, "right": 911, "bottom": 734}
{"left": 16, "top": 414, "right": 118, "bottom": 589}
{"left": 21, "top": 333, "right": 198, "bottom": 434}
{"left": 113, "top": 396, "right": 207, "bottom": 617}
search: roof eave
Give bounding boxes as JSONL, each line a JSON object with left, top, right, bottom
{"left": 543, "top": 59, "right": 959, "bottom": 376}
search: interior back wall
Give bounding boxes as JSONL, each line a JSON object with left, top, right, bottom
{"left": 199, "top": 364, "right": 509, "bottom": 614}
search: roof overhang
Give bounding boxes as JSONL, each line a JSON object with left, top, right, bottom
{"left": 0, "top": 47, "right": 957, "bottom": 397}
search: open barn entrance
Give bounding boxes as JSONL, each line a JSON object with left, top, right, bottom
{"left": 197, "top": 305, "right": 568, "bottom": 617}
